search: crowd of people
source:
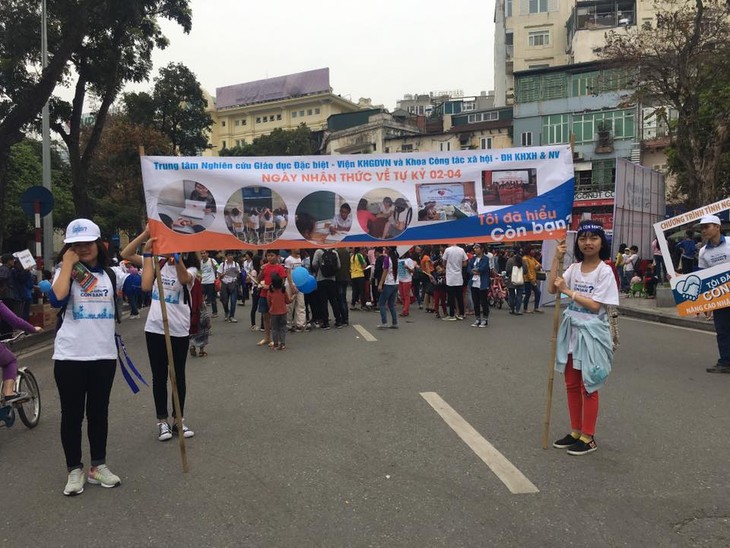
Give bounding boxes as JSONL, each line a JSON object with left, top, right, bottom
{"left": 5, "top": 212, "right": 729, "bottom": 498}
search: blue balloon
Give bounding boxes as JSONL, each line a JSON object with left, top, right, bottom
{"left": 292, "top": 266, "right": 309, "bottom": 288}
{"left": 300, "top": 275, "right": 317, "bottom": 294}
{"left": 39, "top": 280, "right": 52, "bottom": 293}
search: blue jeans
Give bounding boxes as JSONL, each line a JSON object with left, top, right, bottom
{"left": 713, "top": 306, "right": 730, "bottom": 366}
{"left": 523, "top": 281, "right": 541, "bottom": 311}
{"left": 220, "top": 282, "right": 238, "bottom": 319}
{"left": 379, "top": 284, "right": 398, "bottom": 325}
{"left": 202, "top": 283, "right": 218, "bottom": 314}
{"left": 508, "top": 286, "right": 524, "bottom": 312}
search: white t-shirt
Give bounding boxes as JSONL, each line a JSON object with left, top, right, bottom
{"left": 52, "top": 266, "right": 127, "bottom": 361}
{"left": 200, "top": 258, "right": 218, "bottom": 285}
{"left": 698, "top": 237, "right": 730, "bottom": 269}
{"left": 217, "top": 260, "right": 240, "bottom": 284}
{"left": 563, "top": 261, "right": 619, "bottom": 352}
{"left": 471, "top": 256, "right": 484, "bottom": 289}
{"left": 382, "top": 255, "right": 397, "bottom": 286}
{"left": 397, "top": 258, "right": 415, "bottom": 283}
{"left": 443, "top": 246, "right": 468, "bottom": 286}
{"left": 284, "top": 255, "right": 303, "bottom": 271}
{"left": 145, "top": 264, "right": 197, "bottom": 338}
{"left": 331, "top": 213, "right": 352, "bottom": 232}
{"left": 624, "top": 253, "right": 638, "bottom": 273}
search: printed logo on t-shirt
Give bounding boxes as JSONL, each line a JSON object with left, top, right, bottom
{"left": 152, "top": 275, "right": 182, "bottom": 304}
{"left": 72, "top": 286, "right": 115, "bottom": 320}
{"left": 567, "top": 278, "right": 597, "bottom": 315}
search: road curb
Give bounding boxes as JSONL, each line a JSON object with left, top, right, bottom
{"left": 617, "top": 306, "right": 715, "bottom": 333}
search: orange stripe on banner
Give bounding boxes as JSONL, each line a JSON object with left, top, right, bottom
{"left": 676, "top": 286, "right": 730, "bottom": 316}
{"left": 147, "top": 220, "right": 567, "bottom": 253}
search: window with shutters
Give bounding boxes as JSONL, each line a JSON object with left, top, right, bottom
{"left": 543, "top": 73, "right": 567, "bottom": 100}
{"left": 516, "top": 76, "right": 540, "bottom": 103}
{"left": 591, "top": 159, "right": 615, "bottom": 188}
{"left": 521, "top": 132, "right": 533, "bottom": 146}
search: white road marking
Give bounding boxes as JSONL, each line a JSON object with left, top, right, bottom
{"left": 17, "top": 343, "right": 54, "bottom": 359}
{"left": 420, "top": 392, "right": 539, "bottom": 495}
{"left": 621, "top": 316, "right": 714, "bottom": 335}
{"left": 352, "top": 324, "right": 377, "bottom": 342}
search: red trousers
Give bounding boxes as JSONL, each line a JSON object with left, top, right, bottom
{"left": 432, "top": 289, "right": 447, "bottom": 315}
{"left": 399, "top": 281, "right": 412, "bottom": 315}
{"left": 564, "top": 354, "right": 599, "bottom": 436}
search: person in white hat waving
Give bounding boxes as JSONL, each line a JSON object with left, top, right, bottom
{"left": 697, "top": 214, "right": 730, "bottom": 374}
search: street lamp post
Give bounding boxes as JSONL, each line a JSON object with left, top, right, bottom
{"left": 41, "top": 0, "right": 53, "bottom": 272}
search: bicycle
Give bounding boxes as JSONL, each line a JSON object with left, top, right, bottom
{"left": 487, "top": 271, "right": 507, "bottom": 309}
{"left": 0, "top": 332, "right": 41, "bottom": 429}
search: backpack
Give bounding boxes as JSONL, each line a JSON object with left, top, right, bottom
{"left": 123, "top": 272, "right": 142, "bottom": 296}
{"left": 374, "top": 255, "right": 384, "bottom": 282}
{"left": 319, "top": 249, "right": 338, "bottom": 278}
{"left": 57, "top": 266, "right": 120, "bottom": 331}
{"left": 184, "top": 276, "right": 205, "bottom": 335}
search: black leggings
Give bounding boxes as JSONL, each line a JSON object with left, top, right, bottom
{"left": 471, "top": 286, "right": 490, "bottom": 319}
{"left": 447, "top": 285, "right": 464, "bottom": 317}
{"left": 54, "top": 359, "right": 116, "bottom": 471}
{"left": 250, "top": 289, "right": 260, "bottom": 327}
{"left": 145, "top": 331, "right": 189, "bottom": 420}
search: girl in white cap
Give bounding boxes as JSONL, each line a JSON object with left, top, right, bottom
{"left": 50, "top": 218, "right": 125, "bottom": 495}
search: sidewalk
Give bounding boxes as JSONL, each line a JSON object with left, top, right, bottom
{"left": 616, "top": 294, "right": 716, "bottom": 332}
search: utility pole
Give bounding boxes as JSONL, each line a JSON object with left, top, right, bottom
{"left": 41, "top": 0, "right": 54, "bottom": 272}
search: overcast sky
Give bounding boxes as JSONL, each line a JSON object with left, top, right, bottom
{"left": 144, "top": 0, "right": 497, "bottom": 110}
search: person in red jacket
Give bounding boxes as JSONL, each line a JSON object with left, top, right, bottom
{"left": 267, "top": 274, "right": 292, "bottom": 350}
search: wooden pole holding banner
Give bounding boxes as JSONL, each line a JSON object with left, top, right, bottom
{"left": 541, "top": 132, "right": 575, "bottom": 449}
{"left": 139, "top": 146, "right": 189, "bottom": 472}
{"left": 542, "top": 248, "right": 564, "bottom": 449}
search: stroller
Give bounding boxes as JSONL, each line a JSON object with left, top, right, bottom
{"left": 488, "top": 271, "right": 507, "bottom": 309}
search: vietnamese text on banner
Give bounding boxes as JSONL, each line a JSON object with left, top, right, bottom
{"left": 141, "top": 145, "right": 575, "bottom": 253}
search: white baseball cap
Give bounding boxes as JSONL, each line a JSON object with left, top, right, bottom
{"left": 64, "top": 218, "right": 101, "bottom": 243}
{"left": 697, "top": 214, "right": 721, "bottom": 226}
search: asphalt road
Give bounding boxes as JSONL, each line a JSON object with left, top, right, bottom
{"left": 2, "top": 304, "right": 729, "bottom": 547}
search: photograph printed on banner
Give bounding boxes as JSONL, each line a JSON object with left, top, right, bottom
{"left": 356, "top": 189, "right": 413, "bottom": 240}
{"left": 224, "top": 185, "right": 288, "bottom": 245}
{"left": 157, "top": 179, "right": 217, "bottom": 234}
{"left": 481, "top": 168, "right": 538, "bottom": 206}
{"left": 414, "top": 181, "right": 478, "bottom": 222}
{"left": 653, "top": 198, "right": 730, "bottom": 316}
{"left": 295, "top": 190, "right": 355, "bottom": 245}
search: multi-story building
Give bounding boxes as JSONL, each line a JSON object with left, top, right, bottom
{"left": 396, "top": 91, "right": 495, "bottom": 117}
{"left": 494, "top": 0, "right": 656, "bottom": 107}
{"left": 204, "top": 68, "right": 362, "bottom": 156}
{"left": 513, "top": 61, "right": 638, "bottom": 230}
{"left": 323, "top": 106, "right": 513, "bottom": 155}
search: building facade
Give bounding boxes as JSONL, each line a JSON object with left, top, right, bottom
{"left": 204, "top": 68, "right": 362, "bottom": 156}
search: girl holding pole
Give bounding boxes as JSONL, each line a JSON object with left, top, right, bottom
{"left": 547, "top": 220, "right": 618, "bottom": 455}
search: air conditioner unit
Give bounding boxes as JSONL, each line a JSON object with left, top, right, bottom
{"left": 573, "top": 151, "right": 584, "bottom": 161}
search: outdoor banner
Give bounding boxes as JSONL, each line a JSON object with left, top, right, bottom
{"left": 141, "top": 145, "right": 574, "bottom": 253}
{"left": 653, "top": 198, "right": 730, "bottom": 316}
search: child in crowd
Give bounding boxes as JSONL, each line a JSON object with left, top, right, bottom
{"left": 267, "top": 275, "right": 291, "bottom": 350}
{"left": 429, "top": 262, "right": 448, "bottom": 318}
{"left": 547, "top": 220, "right": 619, "bottom": 456}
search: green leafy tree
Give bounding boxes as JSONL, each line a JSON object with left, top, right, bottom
{"left": 2, "top": 139, "right": 74, "bottom": 253}
{"left": 603, "top": 0, "right": 730, "bottom": 208}
{"left": 220, "top": 124, "right": 319, "bottom": 156}
{"left": 0, "top": 0, "right": 98, "bottom": 249}
{"left": 86, "top": 114, "right": 173, "bottom": 235}
{"left": 124, "top": 63, "right": 213, "bottom": 156}
{"left": 49, "top": 1, "right": 192, "bottom": 218}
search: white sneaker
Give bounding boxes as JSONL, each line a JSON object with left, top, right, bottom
{"left": 471, "top": 320, "right": 481, "bottom": 327}
{"left": 87, "top": 464, "right": 121, "bottom": 488}
{"left": 158, "top": 422, "right": 172, "bottom": 441}
{"left": 63, "top": 468, "right": 85, "bottom": 496}
{"left": 172, "top": 421, "right": 195, "bottom": 438}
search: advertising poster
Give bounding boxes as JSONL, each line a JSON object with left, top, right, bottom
{"left": 141, "top": 145, "right": 574, "bottom": 253}
{"left": 653, "top": 198, "right": 730, "bottom": 316}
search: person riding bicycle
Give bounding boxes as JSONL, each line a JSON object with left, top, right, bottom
{"left": 0, "top": 301, "right": 41, "bottom": 404}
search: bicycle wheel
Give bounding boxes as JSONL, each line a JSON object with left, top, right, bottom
{"left": 16, "top": 368, "right": 41, "bottom": 428}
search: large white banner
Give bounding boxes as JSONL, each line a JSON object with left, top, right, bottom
{"left": 141, "top": 146, "right": 575, "bottom": 252}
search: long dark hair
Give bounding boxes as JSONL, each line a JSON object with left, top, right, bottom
{"left": 181, "top": 252, "right": 201, "bottom": 271}
{"left": 56, "top": 239, "right": 110, "bottom": 268}
{"left": 386, "top": 247, "right": 398, "bottom": 278}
